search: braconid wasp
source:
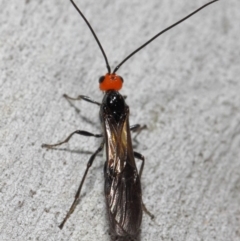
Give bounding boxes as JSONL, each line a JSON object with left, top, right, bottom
{"left": 42, "top": 0, "right": 219, "bottom": 239}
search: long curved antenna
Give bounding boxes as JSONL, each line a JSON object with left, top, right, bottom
{"left": 113, "top": 0, "right": 219, "bottom": 74}
{"left": 70, "top": 0, "right": 111, "bottom": 73}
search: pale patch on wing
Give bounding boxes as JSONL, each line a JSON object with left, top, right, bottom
{"left": 104, "top": 115, "right": 128, "bottom": 174}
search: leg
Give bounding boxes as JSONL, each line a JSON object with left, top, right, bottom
{"left": 134, "top": 151, "right": 154, "bottom": 220}
{"left": 133, "top": 151, "right": 145, "bottom": 179}
{"left": 130, "top": 124, "right": 147, "bottom": 141}
{"left": 59, "top": 141, "right": 104, "bottom": 229}
{"left": 63, "top": 94, "right": 101, "bottom": 106}
{"left": 42, "top": 130, "right": 102, "bottom": 148}
{"left": 130, "top": 124, "right": 147, "bottom": 132}
{"left": 142, "top": 202, "right": 154, "bottom": 220}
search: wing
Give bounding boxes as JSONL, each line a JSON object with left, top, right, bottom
{"left": 104, "top": 162, "right": 142, "bottom": 237}
{"left": 103, "top": 111, "right": 142, "bottom": 237}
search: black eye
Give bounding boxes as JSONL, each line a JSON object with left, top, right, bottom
{"left": 119, "top": 76, "right": 124, "bottom": 83}
{"left": 99, "top": 76, "right": 105, "bottom": 83}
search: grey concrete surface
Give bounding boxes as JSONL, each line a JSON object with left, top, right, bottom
{"left": 1, "top": 0, "right": 240, "bottom": 240}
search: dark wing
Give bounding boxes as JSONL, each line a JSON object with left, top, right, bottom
{"left": 105, "top": 162, "right": 142, "bottom": 237}
{"left": 104, "top": 114, "right": 142, "bottom": 237}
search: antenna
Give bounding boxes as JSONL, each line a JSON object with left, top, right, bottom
{"left": 113, "top": 0, "right": 219, "bottom": 74}
{"left": 70, "top": 0, "right": 111, "bottom": 73}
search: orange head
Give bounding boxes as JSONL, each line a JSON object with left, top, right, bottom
{"left": 99, "top": 73, "right": 123, "bottom": 91}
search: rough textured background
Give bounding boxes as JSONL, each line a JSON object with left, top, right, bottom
{"left": 1, "top": 0, "right": 240, "bottom": 240}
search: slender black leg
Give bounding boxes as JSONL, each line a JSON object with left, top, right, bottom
{"left": 63, "top": 94, "right": 101, "bottom": 106}
{"left": 59, "top": 141, "right": 104, "bottom": 229}
{"left": 134, "top": 151, "right": 154, "bottom": 220}
{"left": 142, "top": 202, "right": 154, "bottom": 220}
{"left": 130, "top": 124, "right": 147, "bottom": 140}
{"left": 130, "top": 124, "right": 144, "bottom": 132}
{"left": 133, "top": 151, "right": 145, "bottom": 179}
{"left": 42, "top": 130, "right": 102, "bottom": 148}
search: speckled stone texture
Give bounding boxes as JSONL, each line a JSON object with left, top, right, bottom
{"left": 1, "top": 0, "right": 240, "bottom": 240}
